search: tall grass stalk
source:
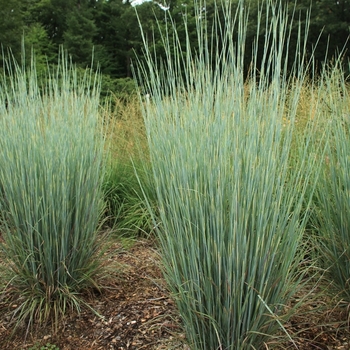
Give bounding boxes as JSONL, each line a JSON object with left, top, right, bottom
{"left": 314, "top": 63, "right": 350, "bottom": 302}
{"left": 0, "top": 53, "right": 107, "bottom": 331}
{"left": 136, "top": 1, "right": 319, "bottom": 348}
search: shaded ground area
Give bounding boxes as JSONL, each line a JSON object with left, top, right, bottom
{"left": 0, "top": 239, "right": 349, "bottom": 349}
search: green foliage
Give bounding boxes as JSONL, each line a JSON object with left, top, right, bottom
{"left": 63, "top": 5, "right": 97, "bottom": 66}
{"left": 89, "top": 0, "right": 131, "bottom": 77}
{"left": 1, "top": 0, "right": 349, "bottom": 91}
{"left": 0, "top": 52, "right": 107, "bottom": 331}
{"left": 28, "top": 343, "right": 60, "bottom": 350}
{"left": 101, "top": 77, "right": 138, "bottom": 102}
{"left": 103, "top": 160, "right": 156, "bottom": 237}
{"left": 0, "top": 0, "right": 25, "bottom": 62}
{"left": 24, "top": 23, "right": 57, "bottom": 74}
{"left": 136, "top": 1, "right": 319, "bottom": 348}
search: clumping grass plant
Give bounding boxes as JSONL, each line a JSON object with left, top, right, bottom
{"left": 0, "top": 54, "right": 107, "bottom": 331}
{"left": 136, "top": 1, "right": 321, "bottom": 349}
{"left": 313, "top": 64, "right": 350, "bottom": 302}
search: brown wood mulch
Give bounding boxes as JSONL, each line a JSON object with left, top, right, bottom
{"left": 0, "top": 239, "right": 349, "bottom": 350}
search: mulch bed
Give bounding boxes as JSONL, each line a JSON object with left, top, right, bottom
{"left": 0, "top": 240, "right": 187, "bottom": 350}
{"left": 0, "top": 239, "right": 349, "bottom": 349}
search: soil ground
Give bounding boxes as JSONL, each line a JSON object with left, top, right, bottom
{"left": 0, "top": 239, "right": 349, "bottom": 350}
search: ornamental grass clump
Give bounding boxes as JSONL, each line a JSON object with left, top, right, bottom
{"left": 314, "top": 64, "right": 350, "bottom": 302}
{"left": 136, "top": 1, "right": 319, "bottom": 348}
{"left": 0, "top": 54, "right": 107, "bottom": 330}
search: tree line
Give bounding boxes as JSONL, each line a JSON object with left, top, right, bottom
{"left": 0, "top": 0, "right": 349, "bottom": 97}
